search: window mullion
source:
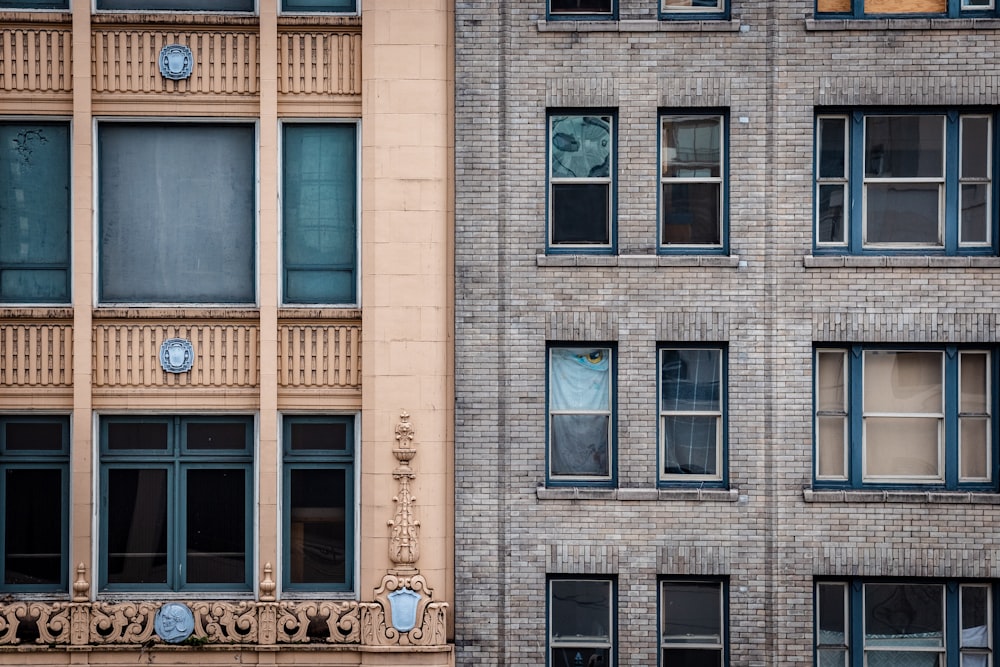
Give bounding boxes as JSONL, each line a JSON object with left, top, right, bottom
{"left": 849, "top": 113, "right": 864, "bottom": 252}
{"left": 947, "top": 582, "right": 961, "bottom": 666}
{"left": 172, "top": 459, "right": 182, "bottom": 591}
{"left": 946, "top": 113, "right": 961, "bottom": 253}
{"left": 849, "top": 348, "right": 864, "bottom": 488}
{"left": 946, "top": 350, "right": 961, "bottom": 488}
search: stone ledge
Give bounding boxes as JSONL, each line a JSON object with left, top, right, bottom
{"left": 806, "top": 17, "right": 1000, "bottom": 30}
{"left": 538, "top": 254, "right": 740, "bottom": 268}
{"left": 537, "top": 486, "right": 739, "bottom": 501}
{"left": 804, "top": 488, "right": 1000, "bottom": 503}
{"left": 804, "top": 255, "right": 1000, "bottom": 268}
{"left": 537, "top": 19, "right": 741, "bottom": 32}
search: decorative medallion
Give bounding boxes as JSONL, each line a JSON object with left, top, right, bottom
{"left": 154, "top": 603, "right": 194, "bottom": 644}
{"left": 159, "top": 44, "right": 193, "bottom": 80}
{"left": 387, "top": 587, "right": 421, "bottom": 632}
{"left": 159, "top": 338, "right": 194, "bottom": 373}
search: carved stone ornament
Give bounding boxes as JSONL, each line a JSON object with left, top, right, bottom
{"left": 388, "top": 410, "right": 420, "bottom": 566}
{"left": 159, "top": 338, "right": 194, "bottom": 373}
{"left": 159, "top": 44, "right": 193, "bottom": 80}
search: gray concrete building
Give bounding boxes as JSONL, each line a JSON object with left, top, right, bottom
{"left": 455, "top": 1, "right": 1000, "bottom": 665}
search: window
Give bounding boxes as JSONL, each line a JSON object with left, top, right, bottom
{"left": 98, "top": 122, "right": 255, "bottom": 305}
{"left": 548, "top": 577, "right": 615, "bottom": 667}
{"left": 815, "top": 111, "right": 996, "bottom": 255}
{"left": 282, "top": 416, "right": 355, "bottom": 592}
{"left": 95, "top": 0, "right": 254, "bottom": 10}
{"left": 816, "top": 580, "right": 993, "bottom": 667}
{"left": 814, "top": 346, "right": 996, "bottom": 490}
{"left": 281, "top": 0, "right": 357, "bottom": 11}
{"left": 660, "top": 580, "right": 727, "bottom": 666}
{"left": 282, "top": 123, "right": 358, "bottom": 305}
{"left": 0, "top": 417, "right": 69, "bottom": 592}
{"left": 659, "top": 347, "right": 726, "bottom": 484}
{"left": 99, "top": 416, "right": 253, "bottom": 592}
{"left": 661, "top": 0, "right": 728, "bottom": 19}
{"left": 817, "top": 0, "right": 996, "bottom": 17}
{"left": 547, "top": 346, "right": 615, "bottom": 485}
{"left": 548, "top": 0, "right": 615, "bottom": 19}
{"left": 660, "top": 113, "right": 727, "bottom": 251}
{"left": 549, "top": 113, "right": 615, "bottom": 251}
{"left": 1, "top": 121, "right": 70, "bottom": 304}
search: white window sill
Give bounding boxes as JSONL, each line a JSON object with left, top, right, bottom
{"left": 806, "top": 17, "right": 1000, "bottom": 30}
{"left": 537, "top": 486, "right": 740, "bottom": 502}
{"left": 804, "top": 488, "right": 1000, "bottom": 504}
{"left": 538, "top": 254, "right": 741, "bottom": 268}
{"left": 537, "top": 18, "right": 742, "bottom": 32}
{"left": 804, "top": 255, "right": 1000, "bottom": 268}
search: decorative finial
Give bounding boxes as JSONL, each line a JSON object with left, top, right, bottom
{"left": 260, "top": 563, "right": 276, "bottom": 601}
{"left": 388, "top": 411, "right": 420, "bottom": 569}
{"left": 72, "top": 562, "right": 90, "bottom": 602}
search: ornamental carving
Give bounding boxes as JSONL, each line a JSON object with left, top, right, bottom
{"left": 389, "top": 410, "right": 420, "bottom": 566}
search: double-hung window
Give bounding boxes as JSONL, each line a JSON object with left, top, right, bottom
{"left": 660, "top": 579, "right": 727, "bottom": 665}
{"left": 817, "top": 0, "right": 997, "bottom": 18}
{"left": 282, "top": 416, "right": 355, "bottom": 593}
{"left": 547, "top": 0, "right": 615, "bottom": 19}
{"left": 1, "top": 121, "right": 70, "bottom": 304}
{"left": 815, "top": 111, "right": 996, "bottom": 255}
{"left": 659, "top": 346, "right": 726, "bottom": 484}
{"left": 816, "top": 580, "right": 993, "bottom": 667}
{"left": 547, "top": 345, "right": 615, "bottom": 486}
{"left": 98, "top": 122, "right": 256, "bottom": 305}
{"left": 0, "top": 417, "right": 69, "bottom": 592}
{"left": 660, "top": 113, "right": 727, "bottom": 251}
{"left": 660, "top": 0, "right": 729, "bottom": 20}
{"left": 548, "top": 577, "right": 615, "bottom": 667}
{"left": 814, "top": 346, "right": 996, "bottom": 490}
{"left": 548, "top": 113, "right": 615, "bottom": 252}
{"left": 99, "top": 416, "right": 253, "bottom": 592}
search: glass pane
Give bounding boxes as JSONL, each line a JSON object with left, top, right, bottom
{"left": 663, "top": 0, "right": 724, "bottom": 8}
{"left": 817, "top": 351, "right": 846, "bottom": 412}
{"left": 818, "top": 118, "right": 847, "bottom": 179}
{"left": 552, "top": 648, "right": 611, "bottom": 667}
{"left": 106, "top": 422, "right": 169, "bottom": 451}
{"left": 282, "top": 124, "right": 357, "bottom": 304}
{"left": 661, "top": 582, "right": 721, "bottom": 642}
{"left": 961, "top": 354, "right": 989, "bottom": 413}
{"left": 865, "top": 584, "right": 943, "bottom": 646}
{"left": 4, "top": 421, "right": 64, "bottom": 451}
{"left": 817, "top": 583, "right": 847, "bottom": 645}
{"left": 865, "top": 417, "right": 940, "bottom": 478}
{"left": 663, "top": 416, "right": 718, "bottom": 476}
{"left": 818, "top": 184, "right": 847, "bottom": 244}
{"left": 961, "top": 586, "right": 990, "bottom": 647}
{"left": 960, "top": 418, "right": 989, "bottom": 479}
{"left": 0, "top": 0, "right": 68, "bottom": 6}
{"left": 661, "top": 648, "right": 721, "bottom": 667}
{"left": 961, "top": 184, "right": 990, "bottom": 244}
{"left": 661, "top": 183, "right": 721, "bottom": 245}
{"left": 551, "top": 116, "right": 611, "bottom": 178}
{"left": 99, "top": 124, "right": 255, "bottom": 303}
{"left": 661, "top": 349, "right": 721, "bottom": 412}
{"left": 866, "top": 652, "right": 941, "bottom": 667}
{"left": 551, "top": 414, "right": 610, "bottom": 477}
{"left": 963, "top": 654, "right": 991, "bottom": 667}
{"left": 865, "top": 183, "right": 941, "bottom": 245}
{"left": 962, "top": 117, "right": 990, "bottom": 179}
{"left": 186, "top": 468, "right": 246, "bottom": 585}
{"left": 817, "top": 417, "right": 846, "bottom": 478}
{"left": 289, "top": 468, "right": 347, "bottom": 584}
{"left": 283, "top": 0, "right": 356, "bottom": 10}
{"left": 865, "top": 116, "right": 944, "bottom": 178}
{"left": 5, "top": 468, "right": 63, "bottom": 585}
{"left": 817, "top": 650, "right": 847, "bottom": 667}
{"left": 97, "top": 0, "right": 253, "bottom": 8}
{"left": 551, "top": 579, "right": 611, "bottom": 640}
{"left": 552, "top": 184, "right": 610, "bottom": 244}
{"left": 186, "top": 422, "right": 248, "bottom": 451}
{"left": 106, "top": 469, "right": 168, "bottom": 585}
{"left": 290, "top": 421, "right": 350, "bottom": 452}
{"left": 662, "top": 117, "right": 721, "bottom": 178}
{"left": 864, "top": 351, "right": 942, "bottom": 414}
{"left": 551, "top": 348, "right": 611, "bottom": 411}
{"left": 0, "top": 270, "right": 68, "bottom": 302}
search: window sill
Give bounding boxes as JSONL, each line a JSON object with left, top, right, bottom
{"left": 538, "top": 254, "right": 741, "bottom": 268}
{"left": 94, "top": 307, "right": 261, "bottom": 319}
{"left": 806, "top": 17, "right": 1000, "bottom": 30}
{"left": 804, "top": 488, "right": 1000, "bottom": 504}
{"left": 537, "top": 486, "right": 739, "bottom": 501}
{"left": 0, "top": 306, "right": 73, "bottom": 319}
{"left": 537, "top": 18, "right": 742, "bottom": 32}
{"left": 804, "top": 255, "right": 1000, "bottom": 268}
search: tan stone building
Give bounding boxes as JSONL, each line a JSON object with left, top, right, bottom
{"left": 0, "top": 1, "right": 454, "bottom": 665}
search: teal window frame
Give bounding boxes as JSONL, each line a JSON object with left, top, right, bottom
{"left": 816, "top": 579, "right": 997, "bottom": 667}
{"left": 281, "top": 0, "right": 357, "bottom": 12}
{"left": 0, "top": 121, "right": 71, "bottom": 304}
{"left": 281, "top": 122, "right": 359, "bottom": 306}
{"left": 547, "top": 576, "right": 616, "bottom": 667}
{"left": 0, "top": 416, "right": 69, "bottom": 593}
{"left": 814, "top": 109, "right": 998, "bottom": 256}
{"left": 281, "top": 415, "right": 355, "bottom": 593}
{"left": 98, "top": 416, "right": 254, "bottom": 593}
{"left": 659, "top": 578, "right": 728, "bottom": 666}
{"left": 813, "top": 345, "right": 998, "bottom": 491}
{"left": 816, "top": 0, "right": 997, "bottom": 18}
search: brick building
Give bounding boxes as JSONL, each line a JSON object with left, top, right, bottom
{"left": 455, "top": 1, "right": 1000, "bottom": 665}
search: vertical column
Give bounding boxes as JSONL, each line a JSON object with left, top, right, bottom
{"left": 257, "top": 0, "right": 280, "bottom": 598}
{"left": 70, "top": 0, "right": 93, "bottom": 596}
{"left": 360, "top": 0, "right": 454, "bottom": 610}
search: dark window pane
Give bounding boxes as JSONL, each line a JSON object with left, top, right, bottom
{"left": 106, "top": 469, "right": 168, "bottom": 585}
{"left": 289, "top": 468, "right": 347, "bottom": 584}
{"left": 818, "top": 184, "right": 847, "bottom": 244}
{"left": 818, "top": 118, "right": 847, "bottom": 179}
{"left": 99, "top": 124, "right": 255, "bottom": 303}
{"left": 551, "top": 116, "right": 611, "bottom": 178}
{"left": 864, "top": 584, "right": 944, "bottom": 644}
{"left": 97, "top": 0, "right": 253, "bottom": 8}
{"left": 4, "top": 421, "right": 64, "bottom": 452}
{"left": 961, "top": 184, "right": 989, "bottom": 244}
{"left": 551, "top": 414, "right": 610, "bottom": 477}
{"left": 662, "top": 183, "right": 721, "bottom": 245}
{"left": 961, "top": 586, "right": 989, "bottom": 646}
{"left": 283, "top": 124, "right": 357, "bottom": 304}
{"left": 552, "top": 648, "right": 611, "bottom": 667}
{"left": 661, "top": 349, "right": 721, "bottom": 411}
{"left": 865, "top": 116, "right": 944, "bottom": 178}
{"left": 283, "top": 0, "right": 356, "bottom": 11}
{"left": 290, "top": 421, "right": 349, "bottom": 452}
{"left": 552, "top": 184, "right": 610, "bottom": 244}
{"left": 186, "top": 468, "right": 246, "bottom": 585}
{"left": 661, "top": 649, "right": 722, "bottom": 667}
{"left": 550, "top": 0, "right": 612, "bottom": 11}
{"left": 186, "top": 422, "right": 248, "bottom": 451}
{"left": 0, "top": 270, "right": 68, "bottom": 302}
{"left": 662, "top": 582, "right": 722, "bottom": 641}
{"left": 107, "top": 422, "right": 169, "bottom": 451}
{"left": 961, "top": 117, "right": 990, "bottom": 179}
{"left": 662, "top": 117, "right": 721, "bottom": 178}
{"left": 0, "top": 0, "right": 68, "bottom": 6}
{"left": 5, "top": 468, "right": 63, "bottom": 585}
{"left": 663, "top": 416, "right": 718, "bottom": 475}
{"left": 817, "top": 584, "right": 847, "bottom": 644}
{"left": 551, "top": 580, "right": 611, "bottom": 640}
{"left": 865, "top": 183, "right": 941, "bottom": 244}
